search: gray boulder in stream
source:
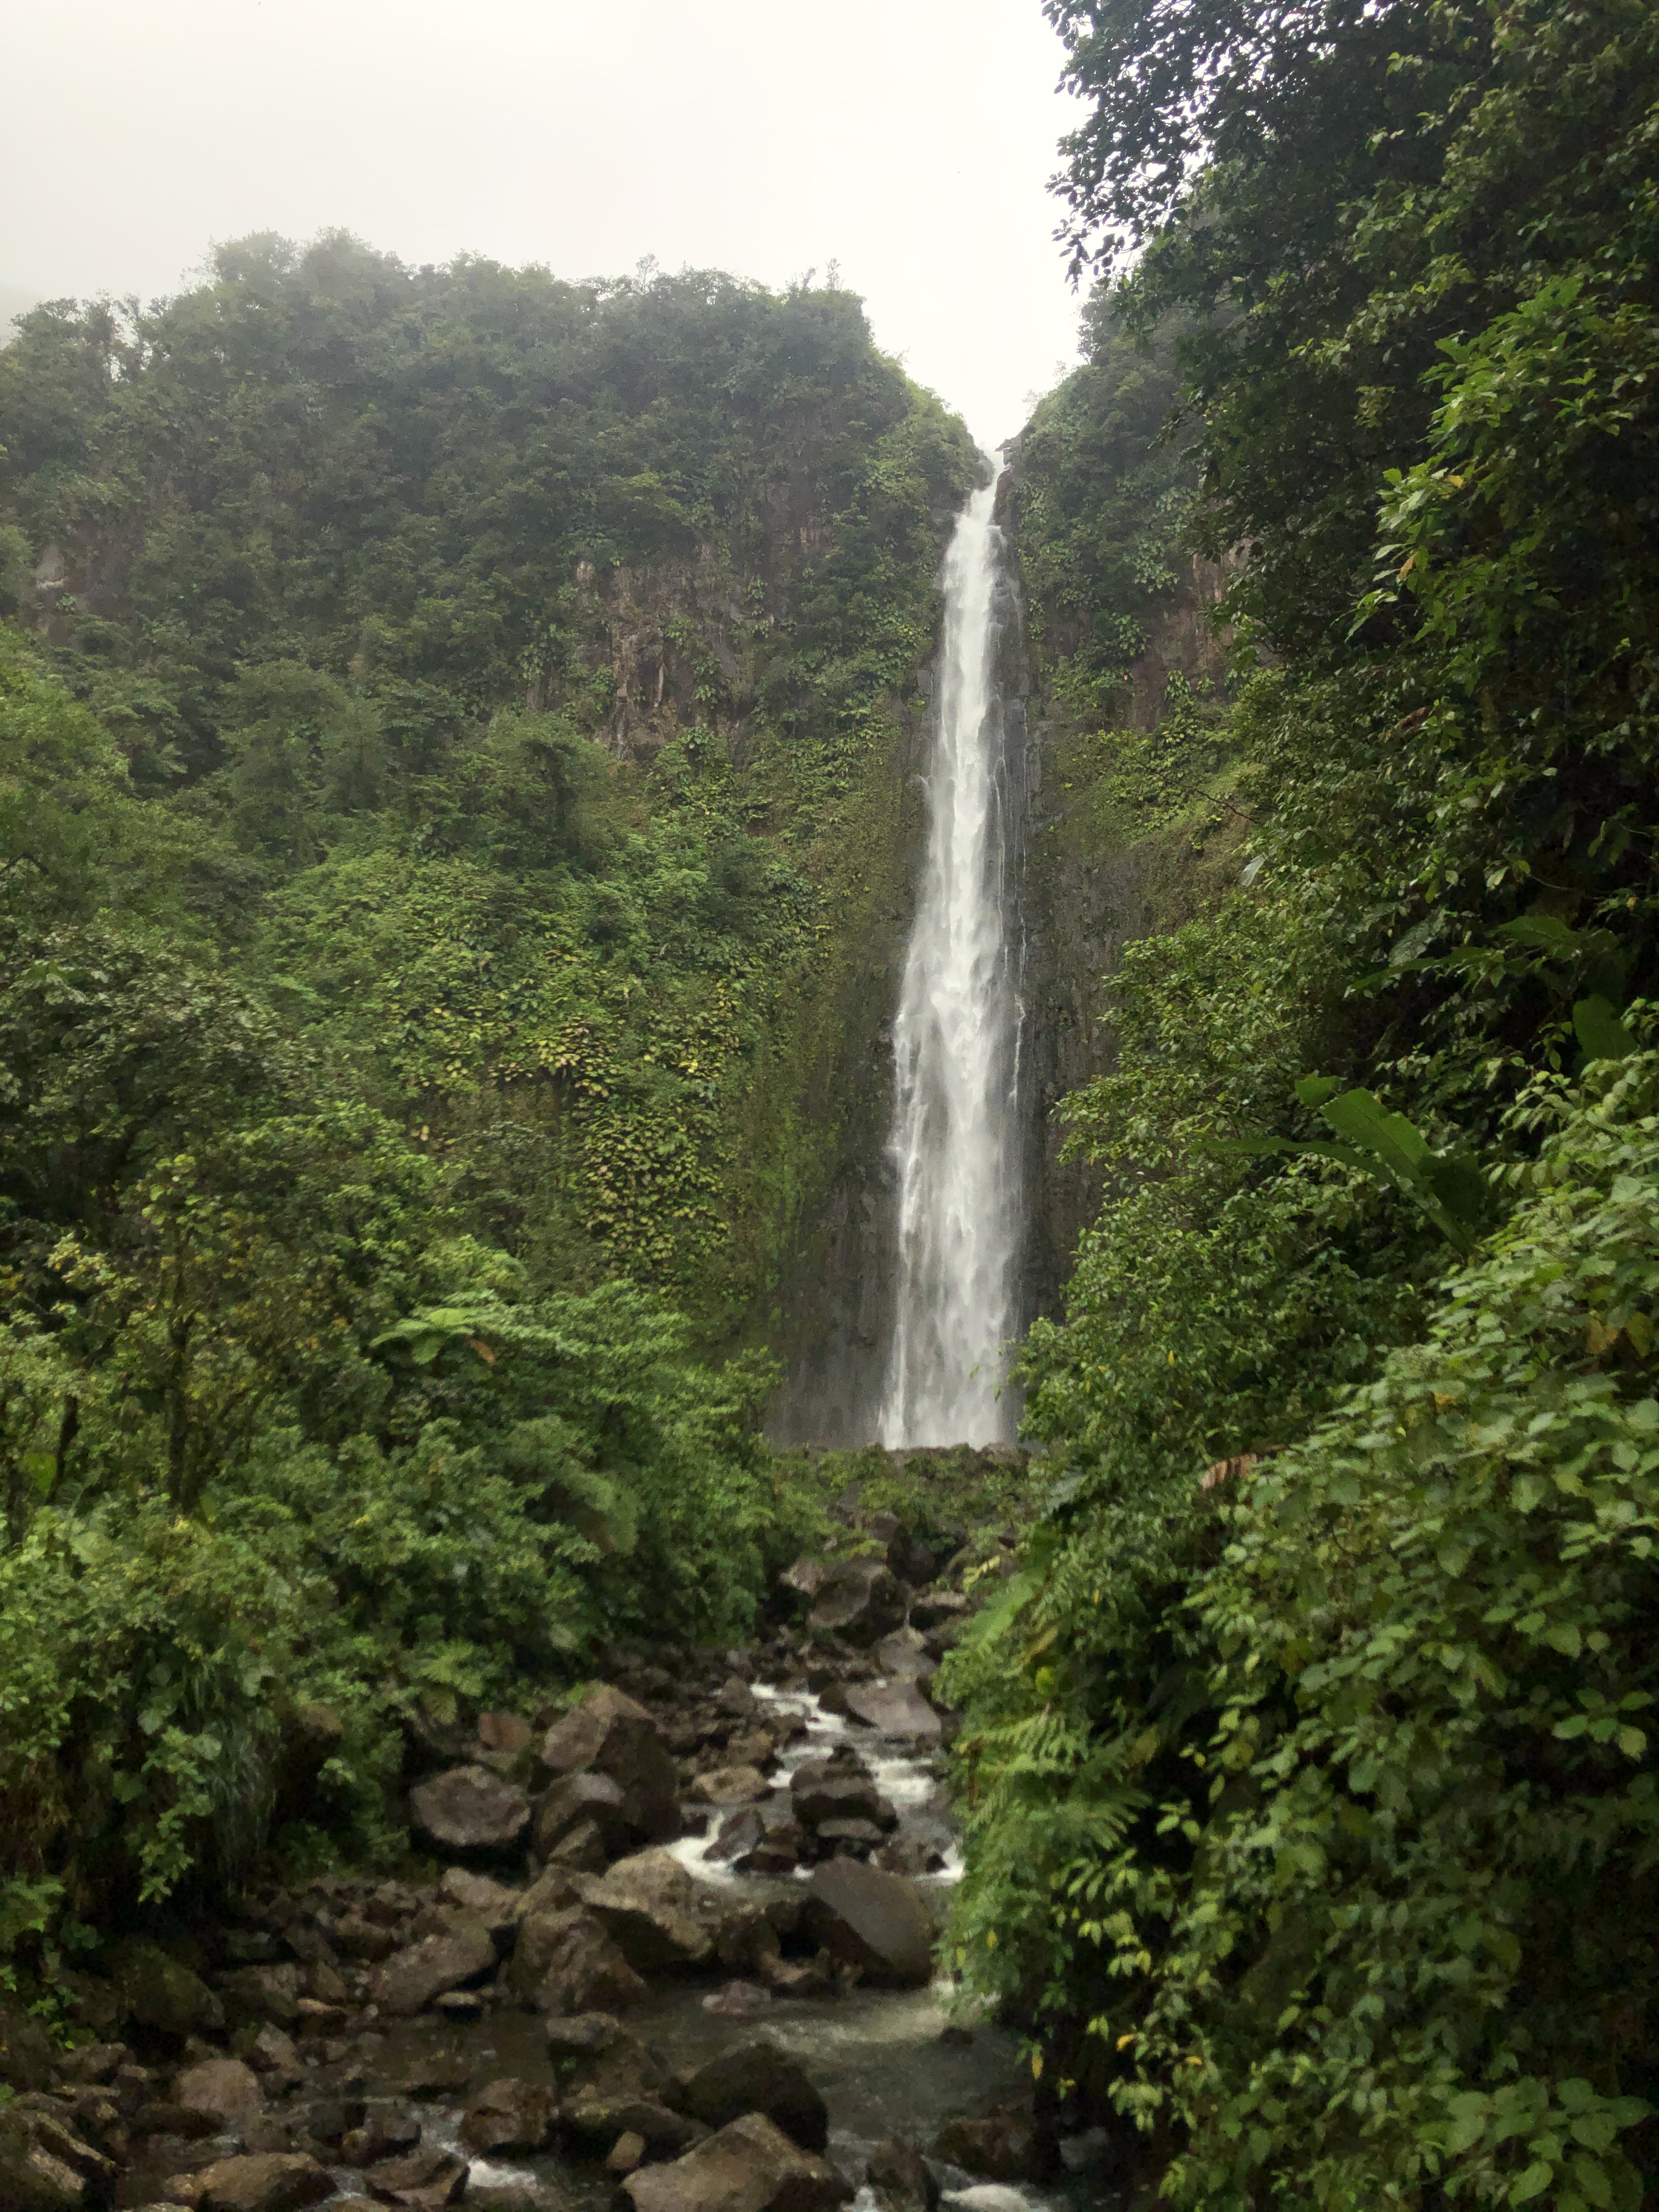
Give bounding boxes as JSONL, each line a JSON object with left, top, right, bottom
{"left": 844, "top": 1681, "right": 941, "bottom": 1740}
{"left": 806, "top": 1858, "right": 936, "bottom": 1985}
{"left": 623, "top": 2112, "right": 852, "bottom": 2212}
{"left": 573, "top": 1848, "right": 714, "bottom": 1971}
{"left": 410, "top": 1762, "right": 530, "bottom": 1856}
{"left": 460, "top": 2077, "right": 559, "bottom": 2153}
{"left": 805, "top": 1558, "right": 907, "bottom": 1646}
{"left": 537, "top": 1684, "right": 680, "bottom": 1843}
{"left": 510, "top": 1904, "right": 649, "bottom": 2011}
{"left": 867, "top": 2140, "right": 941, "bottom": 2212}
{"left": 371, "top": 1913, "right": 495, "bottom": 2015}
{"left": 677, "top": 2037, "right": 830, "bottom": 2151}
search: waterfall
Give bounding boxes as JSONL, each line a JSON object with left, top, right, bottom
{"left": 878, "top": 465, "right": 1023, "bottom": 1448}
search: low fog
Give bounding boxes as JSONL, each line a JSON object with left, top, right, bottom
{"left": 0, "top": 0, "right": 1089, "bottom": 444}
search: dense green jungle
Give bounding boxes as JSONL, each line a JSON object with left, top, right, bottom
{"left": 2, "top": 0, "right": 1658, "bottom": 2207}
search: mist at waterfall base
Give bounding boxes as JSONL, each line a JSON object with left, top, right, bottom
{"left": 879, "top": 471, "right": 1024, "bottom": 1450}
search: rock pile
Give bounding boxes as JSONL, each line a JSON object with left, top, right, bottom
{"left": 0, "top": 1484, "right": 1035, "bottom": 2210}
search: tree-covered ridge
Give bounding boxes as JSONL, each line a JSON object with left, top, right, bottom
{"left": 949, "top": 0, "right": 1659, "bottom": 2205}
{"left": 0, "top": 235, "right": 976, "bottom": 1314}
{"left": 0, "top": 238, "right": 974, "bottom": 1974}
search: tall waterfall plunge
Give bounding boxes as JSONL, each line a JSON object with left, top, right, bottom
{"left": 878, "top": 468, "right": 1024, "bottom": 1447}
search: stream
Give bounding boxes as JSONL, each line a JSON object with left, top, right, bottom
{"left": 335, "top": 1685, "right": 1108, "bottom": 2212}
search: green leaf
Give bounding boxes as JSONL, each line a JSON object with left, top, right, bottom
{"left": 1295, "top": 1075, "right": 1343, "bottom": 1109}
{"left": 1573, "top": 997, "right": 1635, "bottom": 1063}
{"left": 1509, "top": 2161, "right": 1554, "bottom": 2203}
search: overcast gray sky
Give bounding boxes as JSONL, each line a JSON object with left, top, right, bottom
{"left": 1, "top": 0, "right": 1090, "bottom": 447}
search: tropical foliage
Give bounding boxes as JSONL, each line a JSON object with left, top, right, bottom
{"left": 0, "top": 241, "right": 972, "bottom": 1977}
{"left": 948, "top": 0, "right": 1659, "bottom": 2203}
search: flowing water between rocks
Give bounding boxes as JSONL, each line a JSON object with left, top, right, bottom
{"left": 327, "top": 1687, "right": 1105, "bottom": 2212}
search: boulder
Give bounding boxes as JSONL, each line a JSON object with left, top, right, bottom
{"left": 623, "top": 2113, "right": 852, "bottom": 2212}
{"left": 517, "top": 1865, "right": 583, "bottom": 1920}
{"left": 688, "top": 1766, "right": 771, "bottom": 1807}
{"left": 111, "top": 1940, "right": 225, "bottom": 2039}
{"left": 537, "top": 1685, "right": 679, "bottom": 1843}
{"left": 816, "top": 1819, "right": 884, "bottom": 1855}
{"left": 196, "top": 2153, "right": 336, "bottom": 2211}
{"left": 790, "top": 1761, "right": 894, "bottom": 1831}
{"left": 843, "top": 1682, "right": 941, "bottom": 1741}
{"left": 888, "top": 1534, "right": 940, "bottom": 1587}
{"left": 409, "top": 1764, "right": 529, "bottom": 1856}
{"left": 558, "top": 2031, "right": 700, "bottom": 2153}
{"left": 550, "top": 1819, "right": 609, "bottom": 1871}
{"left": 739, "top": 1820, "right": 805, "bottom": 1875}
{"left": 509, "top": 1906, "right": 649, "bottom": 2013}
{"left": 609, "top": 2130, "right": 649, "bottom": 2175}
{"left": 707, "top": 1807, "right": 767, "bottom": 1864}
{"left": 133, "top": 2096, "right": 225, "bottom": 2139}
{"left": 533, "top": 1770, "right": 630, "bottom": 1856}
{"left": 0, "top": 2106, "right": 113, "bottom": 2211}
{"left": 460, "top": 2077, "right": 558, "bottom": 2153}
{"left": 723, "top": 1728, "right": 779, "bottom": 1772}
{"left": 780, "top": 1556, "right": 831, "bottom": 1601}
{"left": 867, "top": 2140, "right": 940, "bottom": 2212}
{"left": 0, "top": 1994, "right": 55, "bottom": 2093}
{"left": 876, "top": 1835, "right": 950, "bottom": 1880}
{"left": 931, "top": 2111, "right": 1040, "bottom": 2183}
{"left": 807, "top": 1860, "right": 935, "bottom": 1986}
{"left": 175, "top": 2058, "right": 265, "bottom": 2132}
{"left": 357, "top": 2145, "right": 469, "bottom": 2205}
{"left": 477, "top": 1710, "right": 534, "bottom": 1757}
{"left": 221, "top": 1964, "right": 300, "bottom": 2031}
{"left": 338, "top": 2101, "right": 422, "bottom": 2167}
{"left": 0, "top": 2112, "right": 81, "bottom": 2211}
{"left": 437, "top": 1865, "right": 523, "bottom": 1939}
{"left": 713, "top": 1903, "right": 782, "bottom": 1978}
{"left": 805, "top": 1559, "right": 907, "bottom": 1648}
{"left": 869, "top": 1630, "right": 937, "bottom": 1683}
{"left": 55, "top": 2041, "right": 127, "bottom": 2086}
{"left": 289, "top": 2090, "right": 369, "bottom": 2147}
{"left": 239, "top": 2025, "right": 302, "bottom": 2088}
{"left": 573, "top": 1849, "right": 714, "bottom": 1972}
{"left": 370, "top": 1915, "right": 495, "bottom": 2016}
{"left": 677, "top": 2039, "right": 829, "bottom": 2152}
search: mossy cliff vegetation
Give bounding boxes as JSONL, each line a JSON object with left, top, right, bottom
{"left": 4, "top": 0, "right": 1659, "bottom": 2204}
{"left": 944, "top": 0, "right": 1659, "bottom": 2206}
{"left": 0, "top": 234, "right": 975, "bottom": 1329}
{"left": 0, "top": 239, "right": 974, "bottom": 1987}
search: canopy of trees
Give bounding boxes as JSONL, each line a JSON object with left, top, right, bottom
{"left": 948, "top": 2, "right": 1659, "bottom": 2206}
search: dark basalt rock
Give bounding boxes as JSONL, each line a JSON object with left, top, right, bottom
{"left": 867, "top": 2138, "right": 941, "bottom": 2212}
{"left": 408, "top": 1764, "right": 530, "bottom": 1856}
{"left": 676, "top": 2037, "right": 830, "bottom": 2152}
{"left": 622, "top": 2113, "right": 852, "bottom": 2212}
{"left": 805, "top": 1559, "right": 908, "bottom": 1647}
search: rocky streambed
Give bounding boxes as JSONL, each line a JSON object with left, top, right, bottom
{"left": 1, "top": 1503, "right": 1121, "bottom": 2212}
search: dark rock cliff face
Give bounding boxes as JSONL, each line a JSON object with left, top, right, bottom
{"left": 998, "top": 474, "right": 1240, "bottom": 1332}
{"left": 762, "top": 493, "right": 967, "bottom": 1448}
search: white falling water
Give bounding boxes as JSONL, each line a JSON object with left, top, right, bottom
{"left": 878, "top": 467, "right": 1022, "bottom": 1447}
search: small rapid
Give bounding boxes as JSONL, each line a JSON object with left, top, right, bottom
{"left": 342, "top": 1686, "right": 1102, "bottom": 2212}
{"left": 879, "top": 469, "right": 1024, "bottom": 1449}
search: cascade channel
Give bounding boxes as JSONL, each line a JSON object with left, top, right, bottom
{"left": 879, "top": 467, "right": 1024, "bottom": 1448}
{"left": 347, "top": 1686, "right": 1105, "bottom": 2212}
